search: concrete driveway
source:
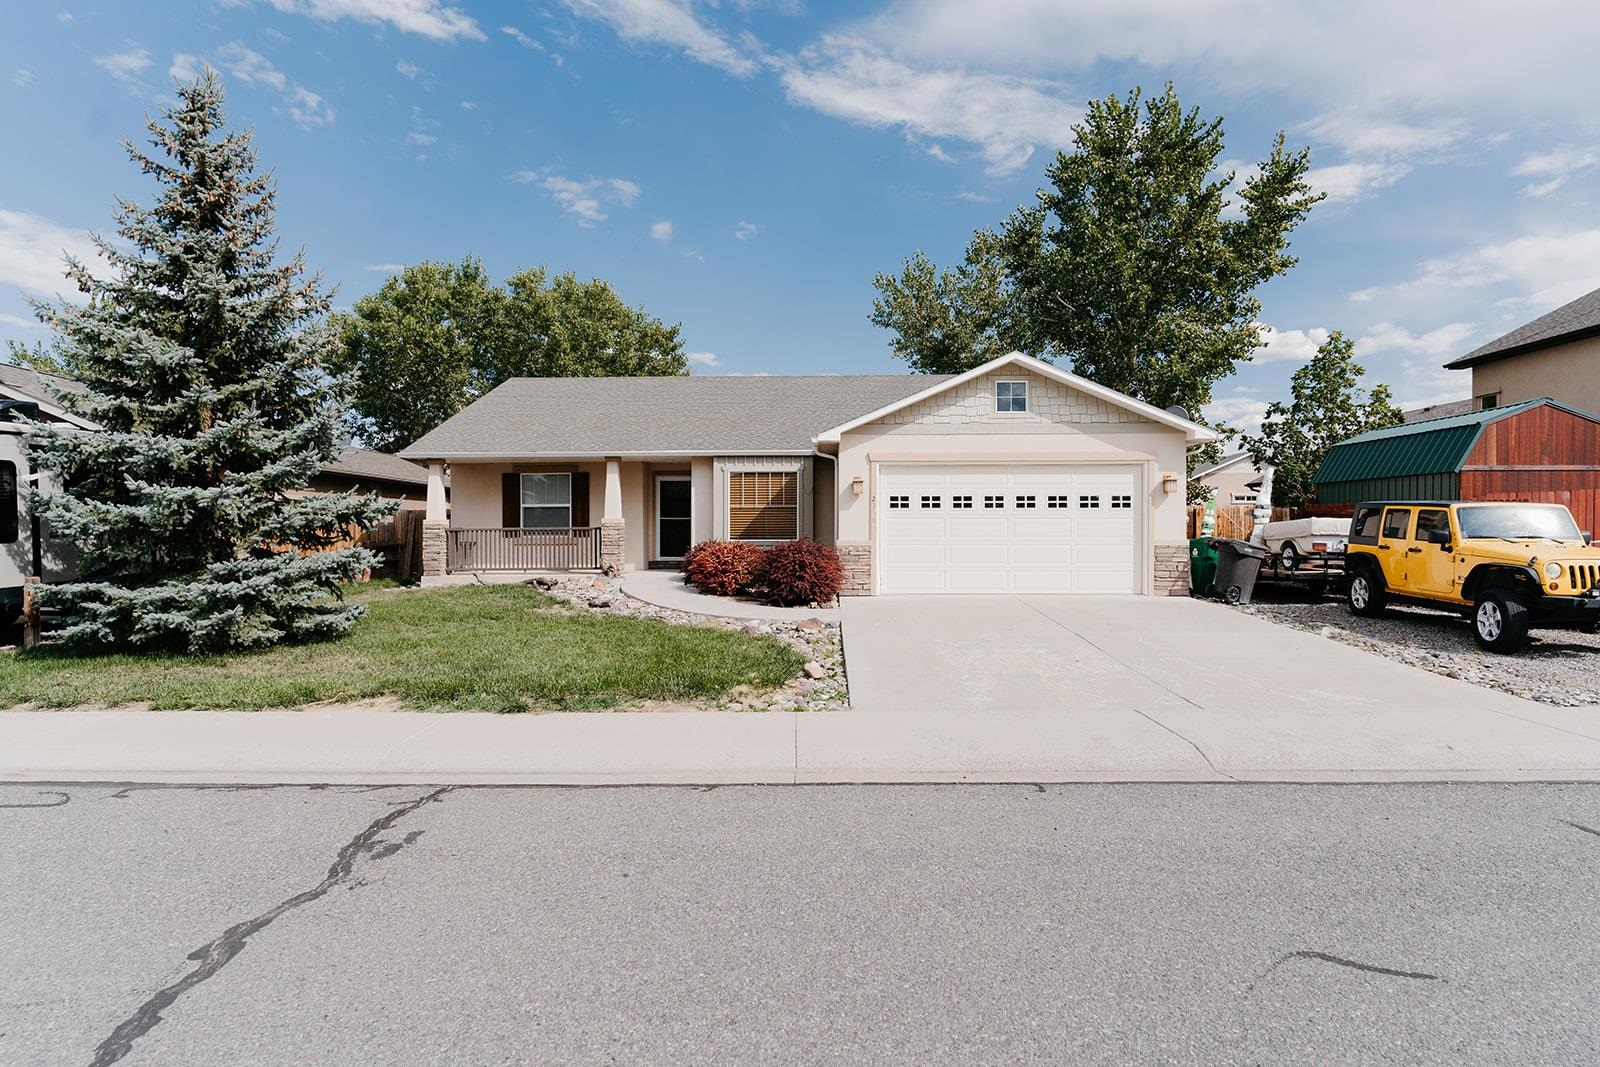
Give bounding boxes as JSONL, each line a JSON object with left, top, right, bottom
{"left": 834, "top": 595, "right": 1600, "bottom": 779}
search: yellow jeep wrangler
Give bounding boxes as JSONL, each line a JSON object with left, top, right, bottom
{"left": 1344, "top": 500, "right": 1600, "bottom": 652}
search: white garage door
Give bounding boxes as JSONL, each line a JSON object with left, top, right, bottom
{"left": 877, "top": 464, "right": 1143, "bottom": 594}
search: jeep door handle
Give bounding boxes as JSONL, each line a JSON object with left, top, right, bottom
{"left": 1406, "top": 546, "right": 1424, "bottom": 554}
{"left": 1379, "top": 543, "right": 1392, "bottom": 550}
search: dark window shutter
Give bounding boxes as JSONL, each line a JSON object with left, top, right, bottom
{"left": 501, "top": 473, "right": 520, "bottom": 528}
{"left": 571, "top": 472, "right": 591, "bottom": 528}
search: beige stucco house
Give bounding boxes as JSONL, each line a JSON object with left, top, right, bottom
{"left": 1444, "top": 284, "right": 1600, "bottom": 414}
{"left": 1193, "top": 452, "right": 1264, "bottom": 507}
{"left": 398, "top": 353, "right": 1216, "bottom": 596}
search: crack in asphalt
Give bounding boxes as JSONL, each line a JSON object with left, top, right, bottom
{"left": 84, "top": 786, "right": 454, "bottom": 1067}
{"left": 1560, "top": 818, "right": 1600, "bottom": 839}
{"left": 0, "top": 790, "right": 70, "bottom": 808}
{"left": 1252, "top": 950, "right": 1442, "bottom": 991}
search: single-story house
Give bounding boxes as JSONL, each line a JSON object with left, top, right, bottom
{"left": 1, "top": 364, "right": 92, "bottom": 605}
{"left": 1443, "top": 284, "right": 1600, "bottom": 414}
{"left": 398, "top": 352, "right": 1216, "bottom": 595}
{"left": 1312, "top": 397, "right": 1600, "bottom": 536}
{"left": 1193, "top": 452, "right": 1264, "bottom": 506}
{"left": 306, "top": 446, "right": 436, "bottom": 510}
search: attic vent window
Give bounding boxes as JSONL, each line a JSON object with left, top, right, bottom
{"left": 995, "top": 380, "right": 1028, "bottom": 413}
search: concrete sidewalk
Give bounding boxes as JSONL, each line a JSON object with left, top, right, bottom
{"left": 5, "top": 697, "right": 1600, "bottom": 784}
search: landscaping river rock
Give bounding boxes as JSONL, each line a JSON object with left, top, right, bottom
{"left": 1244, "top": 595, "right": 1600, "bottom": 707}
{"left": 536, "top": 576, "right": 848, "bottom": 712}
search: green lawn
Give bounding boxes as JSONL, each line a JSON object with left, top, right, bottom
{"left": 0, "top": 584, "right": 806, "bottom": 712}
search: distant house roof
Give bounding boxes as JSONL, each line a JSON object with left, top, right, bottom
{"left": 1194, "top": 452, "right": 1257, "bottom": 480}
{"left": 1444, "top": 285, "right": 1600, "bottom": 369}
{"left": 1313, "top": 397, "right": 1588, "bottom": 485}
{"left": 398, "top": 374, "right": 950, "bottom": 458}
{"left": 1401, "top": 399, "right": 1472, "bottom": 423}
{"left": 322, "top": 446, "right": 429, "bottom": 488}
{"left": 0, "top": 362, "right": 95, "bottom": 427}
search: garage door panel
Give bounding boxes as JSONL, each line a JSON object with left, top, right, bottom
{"left": 878, "top": 464, "right": 1142, "bottom": 595}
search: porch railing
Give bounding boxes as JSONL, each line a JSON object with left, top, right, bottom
{"left": 446, "top": 526, "right": 603, "bottom": 572}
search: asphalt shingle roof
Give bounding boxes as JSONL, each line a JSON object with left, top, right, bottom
{"left": 1401, "top": 399, "right": 1472, "bottom": 424}
{"left": 1445, "top": 284, "right": 1600, "bottom": 368}
{"left": 397, "top": 374, "right": 951, "bottom": 457}
{"left": 322, "top": 447, "right": 430, "bottom": 487}
{"left": 0, "top": 362, "right": 86, "bottom": 405}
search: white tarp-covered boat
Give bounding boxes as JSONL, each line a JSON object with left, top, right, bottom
{"left": 1257, "top": 517, "right": 1349, "bottom": 567}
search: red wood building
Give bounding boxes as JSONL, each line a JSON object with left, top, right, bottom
{"left": 1313, "top": 398, "right": 1600, "bottom": 537}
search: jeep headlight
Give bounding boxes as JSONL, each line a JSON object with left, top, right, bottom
{"left": 1545, "top": 561, "right": 1564, "bottom": 580}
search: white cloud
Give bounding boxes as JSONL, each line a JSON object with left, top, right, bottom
{"left": 559, "top": 0, "right": 759, "bottom": 76}
{"left": 169, "top": 53, "right": 202, "bottom": 80}
{"left": 1509, "top": 145, "right": 1599, "bottom": 197}
{"left": 57, "top": 11, "right": 73, "bottom": 23}
{"left": 857, "top": 1, "right": 1600, "bottom": 124}
{"left": 94, "top": 47, "right": 152, "bottom": 85}
{"left": 213, "top": 43, "right": 334, "bottom": 129}
{"left": 0, "top": 312, "right": 43, "bottom": 330}
{"left": 0, "top": 210, "right": 100, "bottom": 300}
{"left": 499, "top": 25, "right": 561, "bottom": 64}
{"left": 687, "top": 351, "right": 720, "bottom": 368}
{"left": 734, "top": 220, "right": 758, "bottom": 240}
{"left": 459, "top": 99, "right": 477, "bottom": 110}
{"left": 650, "top": 220, "right": 673, "bottom": 244}
{"left": 608, "top": 178, "right": 642, "bottom": 207}
{"left": 239, "top": 0, "right": 485, "bottom": 42}
{"left": 406, "top": 132, "right": 437, "bottom": 145}
{"left": 363, "top": 263, "right": 406, "bottom": 272}
{"left": 1252, "top": 324, "right": 1330, "bottom": 363}
{"left": 512, "top": 171, "right": 642, "bottom": 226}
{"left": 12, "top": 69, "right": 34, "bottom": 88}
{"left": 1300, "top": 113, "right": 1467, "bottom": 159}
{"left": 1203, "top": 393, "right": 1269, "bottom": 436}
{"left": 775, "top": 35, "right": 1079, "bottom": 175}
{"left": 1384, "top": 229, "right": 1600, "bottom": 309}
{"left": 1355, "top": 321, "right": 1479, "bottom": 360}
{"left": 1305, "top": 161, "right": 1411, "bottom": 204}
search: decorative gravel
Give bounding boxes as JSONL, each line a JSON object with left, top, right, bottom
{"left": 1242, "top": 591, "right": 1600, "bottom": 707}
{"left": 535, "top": 575, "right": 848, "bottom": 712}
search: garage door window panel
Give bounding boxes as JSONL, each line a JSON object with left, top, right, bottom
{"left": 729, "top": 471, "right": 799, "bottom": 540}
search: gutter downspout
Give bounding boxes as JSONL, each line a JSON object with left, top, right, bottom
{"left": 811, "top": 446, "right": 839, "bottom": 545}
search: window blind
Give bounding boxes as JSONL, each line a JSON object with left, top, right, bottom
{"left": 728, "top": 471, "right": 798, "bottom": 540}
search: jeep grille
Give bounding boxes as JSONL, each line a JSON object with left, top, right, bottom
{"left": 1567, "top": 563, "right": 1600, "bottom": 593}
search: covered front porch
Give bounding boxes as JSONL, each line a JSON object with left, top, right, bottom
{"left": 417, "top": 454, "right": 826, "bottom": 581}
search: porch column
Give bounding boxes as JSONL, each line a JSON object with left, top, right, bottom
{"left": 421, "top": 461, "right": 448, "bottom": 583}
{"left": 600, "top": 456, "right": 625, "bottom": 573}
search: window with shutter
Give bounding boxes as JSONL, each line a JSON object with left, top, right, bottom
{"left": 728, "top": 471, "right": 799, "bottom": 540}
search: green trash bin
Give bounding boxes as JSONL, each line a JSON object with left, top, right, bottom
{"left": 1189, "top": 537, "right": 1219, "bottom": 597}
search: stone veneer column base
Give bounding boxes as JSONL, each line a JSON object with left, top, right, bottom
{"left": 600, "top": 520, "right": 626, "bottom": 575}
{"left": 1153, "top": 541, "right": 1190, "bottom": 596}
{"left": 836, "top": 540, "right": 873, "bottom": 596}
{"left": 421, "top": 519, "right": 448, "bottom": 581}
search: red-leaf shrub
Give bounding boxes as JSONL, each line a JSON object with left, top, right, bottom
{"left": 682, "top": 540, "right": 766, "bottom": 597}
{"left": 758, "top": 538, "right": 843, "bottom": 606}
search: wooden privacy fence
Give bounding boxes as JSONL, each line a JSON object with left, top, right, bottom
{"left": 359, "top": 509, "right": 425, "bottom": 581}
{"left": 1185, "top": 505, "right": 1295, "bottom": 540}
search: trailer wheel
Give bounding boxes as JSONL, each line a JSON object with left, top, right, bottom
{"left": 1279, "top": 542, "right": 1300, "bottom": 571}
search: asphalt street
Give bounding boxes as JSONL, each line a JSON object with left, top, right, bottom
{"left": 3, "top": 782, "right": 1599, "bottom": 1065}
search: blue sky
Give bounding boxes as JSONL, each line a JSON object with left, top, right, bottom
{"left": 4, "top": 1, "right": 1600, "bottom": 434}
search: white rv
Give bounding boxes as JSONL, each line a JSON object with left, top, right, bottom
{"left": 0, "top": 366, "right": 91, "bottom": 622}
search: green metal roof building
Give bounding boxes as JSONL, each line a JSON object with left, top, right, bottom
{"left": 1312, "top": 398, "right": 1567, "bottom": 504}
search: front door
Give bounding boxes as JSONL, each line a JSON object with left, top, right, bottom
{"left": 655, "top": 476, "right": 692, "bottom": 561}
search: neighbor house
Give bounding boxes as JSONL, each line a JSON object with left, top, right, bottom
{"left": 1444, "top": 284, "right": 1600, "bottom": 414}
{"left": 398, "top": 352, "right": 1216, "bottom": 596}
{"left": 1312, "top": 397, "right": 1600, "bottom": 537}
{"left": 0, "top": 364, "right": 92, "bottom": 609}
{"left": 1193, "top": 452, "right": 1264, "bottom": 506}
{"left": 305, "top": 446, "right": 435, "bottom": 510}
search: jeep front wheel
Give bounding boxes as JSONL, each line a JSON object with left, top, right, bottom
{"left": 1347, "top": 569, "right": 1386, "bottom": 617}
{"left": 1473, "top": 589, "right": 1531, "bottom": 653}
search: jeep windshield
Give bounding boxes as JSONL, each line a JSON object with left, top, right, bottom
{"left": 1456, "top": 505, "right": 1583, "bottom": 542}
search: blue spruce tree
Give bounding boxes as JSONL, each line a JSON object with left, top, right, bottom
{"left": 28, "top": 72, "right": 396, "bottom": 652}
